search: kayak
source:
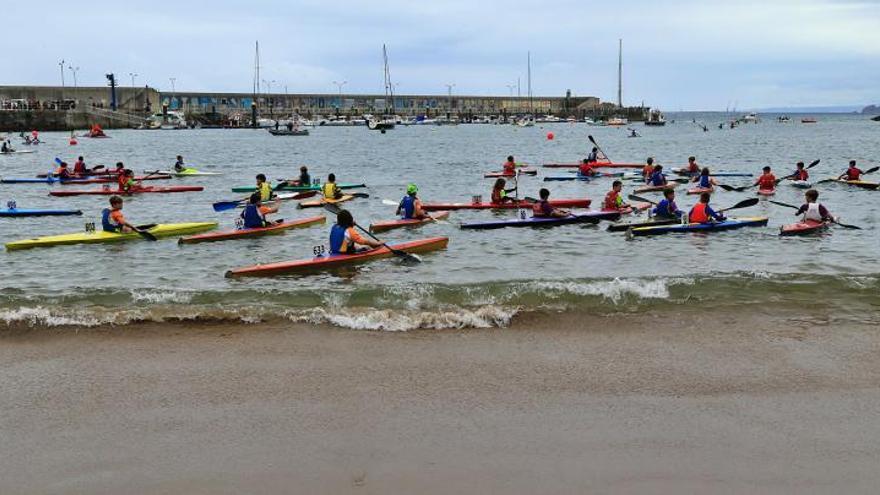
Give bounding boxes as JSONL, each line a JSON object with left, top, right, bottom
{"left": 629, "top": 216, "right": 769, "bottom": 236}
{"left": 605, "top": 203, "right": 651, "bottom": 215}
{"left": 0, "top": 150, "right": 36, "bottom": 155}
{"left": 789, "top": 180, "right": 812, "bottom": 188}
{"left": 756, "top": 189, "right": 776, "bottom": 196}
{"left": 225, "top": 236, "right": 449, "bottom": 277}
{"left": 49, "top": 186, "right": 204, "bottom": 196}
{"left": 542, "top": 161, "right": 643, "bottom": 169}
{"left": 297, "top": 194, "right": 355, "bottom": 209}
{"left": 3, "top": 175, "right": 170, "bottom": 184}
{"left": 231, "top": 182, "right": 366, "bottom": 193}
{"left": 460, "top": 211, "right": 620, "bottom": 230}
{"left": 0, "top": 208, "right": 83, "bottom": 217}
{"left": 687, "top": 187, "right": 714, "bottom": 195}
{"left": 832, "top": 179, "right": 879, "bottom": 190}
{"left": 607, "top": 217, "right": 680, "bottom": 232}
{"left": 36, "top": 169, "right": 118, "bottom": 178}
{"left": 144, "top": 169, "right": 223, "bottom": 177}
{"left": 178, "top": 216, "right": 325, "bottom": 244}
{"left": 543, "top": 175, "right": 591, "bottom": 182}
{"left": 421, "top": 198, "right": 591, "bottom": 211}
{"left": 671, "top": 168, "right": 753, "bottom": 177}
{"left": 6, "top": 222, "right": 218, "bottom": 250}
{"left": 780, "top": 219, "right": 829, "bottom": 236}
{"left": 369, "top": 211, "right": 451, "bottom": 233}
{"left": 484, "top": 168, "right": 538, "bottom": 178}
{"left": 634, "top": 184, "right": 677, "bottom": 193}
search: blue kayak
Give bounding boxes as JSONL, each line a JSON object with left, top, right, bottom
{"left": 629, "top": 216, "right": 768, "bottom": 236}
{"left": 0, "top": 177, "right": 92, "bottom": 184}
{"left": 460, "top": 211, "right": 620, "bottom": 230}
{"left": 543, "top": 175, "right": 592, "bottom": 182}
{"left": 0, "top": 208, "right": 83, "bottom": 217}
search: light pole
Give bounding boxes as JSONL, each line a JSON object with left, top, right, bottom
{"left": 332, "top": 80, "right": 347, "bottom": 112}
{"left": 169, "top": 77, "right": 176, "bottom": 110}
{"left": 68, "top": 65, "right": 79, "bottom": 88}
{"left": 506, "top": 84, "right": 516, "bottom": 97}
{"left": 58, "top": 59, "right": 65, "bottom": 88}
{"left": 444, "top": 83, "right": 455, "bottom": 115}
{"left": 129, "top": 72, "right": 137, "bottom": 87}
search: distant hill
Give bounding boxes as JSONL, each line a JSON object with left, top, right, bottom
{"left": 862, "top": 104, "right": 879, "bottom": 115}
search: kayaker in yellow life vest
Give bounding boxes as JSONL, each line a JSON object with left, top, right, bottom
{"left": 322, "top": 173, "right": 344, "bottom": 200}
{"left": 255, "top": 174, "right": 273, "bottom": 202}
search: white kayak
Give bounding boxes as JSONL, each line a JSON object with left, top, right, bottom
{"left": 0, "top": 150, "right": 36, "bottom": 155}
{"left": 144, "top": 169, "right": 223, "bottom": 177}
{"left": 790, "top": 180, "right": 812, "bottom": 188}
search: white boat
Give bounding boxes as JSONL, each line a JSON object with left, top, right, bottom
{"left": 607, "top": 117, "right": 628, "bottom": 126}
{"left": 741, "top": 113, "right": 759, "bottom": 123}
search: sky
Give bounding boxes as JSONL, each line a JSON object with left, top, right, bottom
{"left": 4, "top": 0, "right": 880, "bottom": 110}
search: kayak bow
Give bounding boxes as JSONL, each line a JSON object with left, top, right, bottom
{"left": 179, "top": 216, "right": 325, "bottom": 244}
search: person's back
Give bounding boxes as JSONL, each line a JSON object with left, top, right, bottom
{"left": 240, "top": 203, "right": 266, "bottom": 229}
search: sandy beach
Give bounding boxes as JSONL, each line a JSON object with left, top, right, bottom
{"left": 2, "top": 308, "right": 880, "bottom": 494}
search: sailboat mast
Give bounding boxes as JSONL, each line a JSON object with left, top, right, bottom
{"left": 527, "top": 51, "right": 532, "bottom": 114}
{"left": 383, "top": 44, "right": 394, "bottom": 114}
{"left": 617, "top": 39, "right": 622, "bottom": 108}
{"left": 254, "top": 41, "right": 261, "bottom": 101}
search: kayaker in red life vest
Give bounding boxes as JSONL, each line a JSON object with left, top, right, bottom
{"left": 838, "top": 160, "right": 863, "bottom": 181}
{"left": 54, "top": 162, "right": 72, "bottom": 179}
{"left": 653, "top": 189, "right": 683, "bottom": 218}
{"left": 101, "top": 195, "right": 137, "bottom": 233}
{"left": 795, "top": 189, "right": 833, "bottom": 223}
{"left": 754, "top": 166, "right": 776, "bottom": 191}
{"left": 578, "top": 159, "right": 595, "bottom": 177}
{"left": 73, "top": 156, "right": 87, "bottom": 175}
{"left": 397, "top": 183, "right": 428, "bottom": 219}
{"left": 688, "top": 192, "right": 726, "bottom": 224}
{"left": 691, "top": 167, "right": 718, "bottom": 190}
{"left": 647, "top": 164, "right": 668, "bottom": 186}
{"left": 792, "top": 161, "right": 809, "bottom": 181}
{"left": 119, "top": 169, "right": 138, "bottom": 192}
{"left": 240, "top": 192, "right": 279, "bottom": 228}
{"left": 642, "top": 157, "right": 655, "bottom": 182}
{"left": 532, "top": 188, "right": 569, "bottom": 218}
{"left": 329, "top": 209, "right": 381, "bottom": 255}
{"left": 491, "top": 178, "right": 517, "bottom": 204}
{"left": 603, "top": 180, "right": 630, "bottom": 211}
{"left": 112, "top": 161, "right": 124, "bottom": 175}
{"left": 685, "top": 156, "right": 700, "bottom": 174}
{"left": 502, "top": 156, "right": 517, "bottom": 175}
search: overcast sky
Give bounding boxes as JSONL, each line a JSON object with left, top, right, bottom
{"left": 4, "top": 0, "right": 879, "bottom": 110}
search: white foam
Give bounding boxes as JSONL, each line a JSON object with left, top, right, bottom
{"left": 284, "top": 305, "right": 519, "bottom": 332}
{"left": 526, "top": 277, "right": 679, "bottom": 303}
{"left": 130, "top": 289, "right": 192, "bottom": 304}
{"left": 0, "top": 306, "right": 102, "bottom": 327}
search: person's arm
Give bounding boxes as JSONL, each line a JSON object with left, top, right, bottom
{"left": 707, "top": 205, "right": 725, "bottom": 221}
{"left": 350, "top": 229, "right": 381, "bottom": 248}
{"left": 819, "top": 204, "right": 832, "bottom": 221}
{"left": 795, "top": 204, "right": 808, "bottom": 216}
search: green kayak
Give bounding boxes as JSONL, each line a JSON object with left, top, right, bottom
{"left": 230, "top": 182, "right": 366, "bottom": 193}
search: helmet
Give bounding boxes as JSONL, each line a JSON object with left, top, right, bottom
{"left": 406, "top": 183, "right": 418, "bottom": 195}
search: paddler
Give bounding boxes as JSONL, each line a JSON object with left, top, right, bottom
{"left": 101, "top": 196, "right": 137, "bottom": 233}
{"left": 112, "top": 161, "right": 125, "bottom": 175}
{"left": 240, "top": 192, "right": 279, "bottom": 228}
{"left": 646, "top": 164, "right": 668, "bottom": 187}
{"left": 532, "top": 188, "right": 569, "bottom": 218}
{"left": 119, "top": 169, "right": 138, "bottom": 192}
{"left": 491, "top": 178, "right": 517, "bottom": 204}
{"left": 255, "top": 173, "right": 274, "bottom": 201}
{"left": 1, "top": 141, "right": 11, "bottom": 153}
{"left": 688, "top": 192, "right": 726, "bottom": 224}
{"left": 396, "top": 183, "right": 429, "bottom": 219}
{"left": 685, "top": 156, "right": 700, "bottom": 174}
{"left": 298, "top": 166, "right": 311, "bottom": 186}
{"left": 691, "top": 167, "right": 718, "bottom": 190}
{"left": 795, "top": 189, "right": 833, "bottom": 223}
{"left": 173, "top": 155, "right": 187, "bottom": 173}
{"left": 578, "top": 159, "right": 595, "bottom": 178}
{"left": 792, "top": 161, "right": 809, "bottom": 181}
{"left": 73, "top": 156, "right": 87, "bottom": 175}
{"left": 329, "top": 209, "right": 382, "bottom": 254}
{"left": 54, "top": 161, "right": 72, "bottom": 179}
{"left": 321, "top": 173, "right": 344, "bottom": 200}
{"left": 503, "top": 155, "right": 517, "bottom": 175}
{"left": 641, "top": 157, "right": 655, "bottom": 181}
{"left": 652, "top": 189, "right": 683, "bottom": 218}
{"left": 838, "top": 160, "right": 863, "bottom": 181}
{"left": 753, "top": 166, "right": 776, "bottom": 192}
{"left": 586, "top": 147, "right": 600, "bottom": 163}
{"left": 603, "top": 180, "right": 631, "bottom": 211}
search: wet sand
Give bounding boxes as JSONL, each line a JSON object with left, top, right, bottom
{"left": 2, "top": 309, "right": 880, "bottom": 494}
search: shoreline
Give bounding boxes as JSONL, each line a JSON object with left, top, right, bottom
{"left": 3, "top": 308, "right": 880, "bottom": 493}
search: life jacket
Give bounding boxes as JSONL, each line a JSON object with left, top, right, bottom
{"left": 329, "top": 224, "right": 356, "bottom": 254}
{"left": 491, "top": 187, "right": 506, "bottom": 203}
{"left": 322, "top": 182, "right": 339, "bottom": 200}
{"left": 258, "top": 182, "right": 273, "bottom": 201}
{"left": 688, "top": 162, "right": 699, "bottom": 173}
{"left": 532, "top": 200, "right": 551, "bottom": 217}
{"left": 73, "top": 160, "right": 86, "bottom": 174}
{"left": 642, "top": 165, "right": 654, "bottom": 178}
{"left": 603, "top": 190, "right": 621, "bottom": 210}
{"left": 757, "top": 174, "right": 776, "bottom": 190}
{"left": 655, "top": 199, "right": 677, "bottom": 217}
{"left": 240, "top": 204, "right": 266, "bottom": 229}
{"left": 649, "top": 171, "right": 666, "bottom": 186}
{"left": 803, "top": 203, "right": 823, "bottom": 222}
{"left": 794, "top": 169, "right": 809, "bottom": 181}
{"left": 117, "top": 175, "right": 127, "bottom": 189}
{"left": 578, "top": 163, "right": 593, "bottom": 176}
{"left": 55, "top": 166, "right": 69, "bottom": 177}
{"left": 399, "top": 195, "right": 416, "bottom": 219}
{"left": 101, "top": 208, "right": 121, "bottom": 232}
{"left": 586, "top": 151, "right": 598, "bottom": 163}
{"left": 846, "top": 168, "right": 862, "bottom": 180}
{"left": 503, "top": 161, "right": 516, "bottom": 174}
{"left": 299, "top": 173, "right": 311, "bottom": 185}
{"left": 698, "top": 175, "right": 711, "bottom": 188}
{"left": 689, "top": 203, "right": 710, "bottom": 223}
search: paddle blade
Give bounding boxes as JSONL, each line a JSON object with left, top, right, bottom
{"left": 351, "top": 193, "right": 370, "bottom": 199}
{"left": 212, "top": 200, "right": 241, "bottom": 212}
{"left": 720, "top": 197, "right": 759, "bottom": 212}
{"left": 769, "top": 200, "right": 798, "bottom": 210}
{"left": 864, "top": 166, "right": 879, "bottom": 175}
{"left": 137, "top": 230, "right": 158, "bottom": 241}
{"left": 588, "top": 135, "right": 596, "bottom": 144}
{"left": 321, "top": 202, "right": 344, "bottom": 216}
{"left": 807, "top": 159, "right": 820, "bottom": 169}
{"left": 381, "top": 199, "right": 399, "bottom": 206}
{"left": 627, "top": 194, "right": 657, "bottom": 205}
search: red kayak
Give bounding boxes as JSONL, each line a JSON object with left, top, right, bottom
{"left": 179, "top": 216, "right": 325, "bottom": 244}
{"left": 421, "top": 198, "right": 591, "bottom": 211}
{"left": 369, "top": 211, "right": 451, "bottom": 233}
{"left": 757, "top": 189, "right": 776, "bottom": 196}
{"left": 780, "top": 219, "right": 829, "bottom": 236}
{"left": 687, "top": 187, "right": 714, "bottom": 195}
{"left": 50, "top": 186, "right": 203, "bottom": 196}
{"left": 59, "top": 175, "right": 172, "bottom": 185}
{"left": 543, "top": 161, "right": 643, "bottom": 169}
{"left": 634, "top": 184, "right": 677, "bottom": 193}
{"left": 483, "top": 168, "right": 538, "bottom": 178}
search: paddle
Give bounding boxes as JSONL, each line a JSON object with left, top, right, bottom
{"left": 628, "top": 194, "right": 657, "bottom": 205}
{"left": 776, "top": 159, "right": 821, "bottom": 185}
{"left": 212, "top": 191, "right": 316, "bottom": 212}
{"left": 321, "top": 202, "right": 422, "bottom": 263}
{"left": 132, "top": 224, "right": 158, "bottom": 241}
{"left": 717, "top": 197, "right": 759, "bottom": 213}
{"left": 587, "top": 135, "right": 610, "bottom": 161}
{"left": 717, "top": 184, "right": 750, "bottom": 192}
{"left": 769, "top": 200, "right": 861, "bottom": 229}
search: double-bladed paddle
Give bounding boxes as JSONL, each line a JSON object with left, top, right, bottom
{"left": 587, "top": 135, "right": 610, "bottom": 162}
{"left": 769, "top": 200, "right": 861, "bottom": 229}
{"left": 321, "top": 202, "right": 421, "bottom": 263}
{"left": 776, "top": 159, "right": 821, "bottom": 185}
{"left": 717, "top": 197, "right": 759, "bottom": 213}
{"left": 212, "top": 190, "right": 317, "bottom": 212}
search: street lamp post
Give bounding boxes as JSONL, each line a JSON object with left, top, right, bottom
{"left": 169, "top": 77, "right": 176, "bottom": 111}
{"left": 444, "top": 83, "right": 455, "bottom": 117}
{"left": 129, "top": 72, "right": 137, "bottom": 87}
{"left": 506, "top": 84, "right": 516, "bottom": 97}
{"left": 68, "top": 65, "right": 79, "bottom": 88}
{"left": 332, "top": 80, "right": 347, "bottom": 115}
{"left": 58, "top": 59, "right": 65, "bottom": 109}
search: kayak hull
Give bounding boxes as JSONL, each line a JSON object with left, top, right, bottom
{"left": 687, "top": 187, "right": 714, "bottom": 195}
{"left": 543, "top": 162, "right": 643, "bottom": 169}
{"left": 790, "top": 180, "right": 812, "bottom": 188}
{"left": 780, "top": 220, "right": 829, "bottom": 236}
{"left": 230, "top": 183, "right": 366, "bottom": 193}
{"left": 543, "top": 175, "right": 591, "bottom": 182}
{"left": 460, "top": 211, "right": 619, "bottom": 230}
{"left": 630, "top": 216, "right": 769, "bottom": 236}
{"left": 49, "top": 186, "right": 204, "bottom": 196}
{"left": 2, "top": 175, "right": 170, "bottom": 184}
{"left": 671, "top": 168, "right": 753, "bottom": 177}
{"left": 0, "top": 208, "right": 83, "bottom": 217}
{"left": 422, "top": 199, "right": 591, "bottom": 211}
{"left": 298, "top": 194, "right": 355, "bottom": 209}
{"left": 6, "top": 222, "right": 218, "bottom": 250}
{"left": 226, "top": 236, "right": 449, "bottom": 277}
{"left": 833, "top": 179, "right": 879, "bottom": 190}
{"left": 756, "top": 189, "right": 776, "bottom": 196}
{"left": 607, "top": 218, "right": 679, "bottom": 232}
{"left": 369, "top": 211, "right": 450, "bottom": 233}
{"left": 484, "top": 168, "right": 538, "bottom": 178}
{"left": 634, "top": 184, "right": 677, "bottom": 193}
{"left": 179, "top": 216, "right": 325, "bottom": 244}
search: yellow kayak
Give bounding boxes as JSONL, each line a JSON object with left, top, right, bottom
{"left": 5, "top": 222, "right": 218, "bottom": 250}
{"left": 298, "top": 194, "right": 355, "bottom": 209}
